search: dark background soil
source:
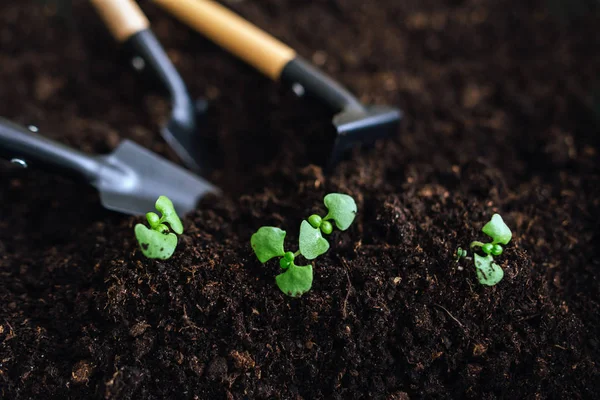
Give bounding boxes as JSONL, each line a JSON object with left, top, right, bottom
{"left": 1, "top": 0, "right": 599, "bottom": 398}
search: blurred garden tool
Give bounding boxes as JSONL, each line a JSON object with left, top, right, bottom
{"left": 91, "top": 0, "right": 207, "bottom": 173}
{"left": 0, "top": 118, "right": 219, "bottom": 216}
{"left": 152, "top": 0, "right": 403, "bottom": 168}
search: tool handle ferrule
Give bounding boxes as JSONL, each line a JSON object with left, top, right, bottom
{"left": 0, "top": 118, "right": 101, "bottom": 183}
{"left": 91, "top": 0, "right": 150, "bottom": 42}
{"left": 153, "top": 0, "right": 296, "bottom": 80}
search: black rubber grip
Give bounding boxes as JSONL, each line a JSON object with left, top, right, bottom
{"left": 124, "top": 29, "right": 195, "bottom": 134}
{"left": 0, "top": 118, "right": 101, "bottom": 182}
{"left": 280, "top": 57, "right": 364, "bottom": 113}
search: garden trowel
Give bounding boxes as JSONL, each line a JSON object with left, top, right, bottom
{"left": 152, "top": 0, "right": 403, "bottom": 169}
{"left": 0, "top": 118, "right": 219, "bottom": 216}
{"left": 91, "top": 0, "right": 208, "bottom": 173}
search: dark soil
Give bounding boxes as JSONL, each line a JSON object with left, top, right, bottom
{"left": 1, "top": 0, "right": 599, "bottom": 398}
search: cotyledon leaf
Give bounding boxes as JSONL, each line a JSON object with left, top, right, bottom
{"left": 482, "top": 214, "right": 512, "bottom": 245}
{"left": 474, "top": 253, "right": 504, "bottom": 286}
{"left": 323, "top": 193, "right": 357, "bottom": 231}
{"left": 251, "top": 227, "right": 286, "bottom": 263}
{"left": 299, "top": 220, "right": 330, "bottom": 260}
{"left": 135, "top": 224, "right": 178, "bottom": 260}
{"left": 276, "top": 263, "right": 313, "bottom": 297}
{"left": 155, "top": 195, "right": 184, "bottom": 235}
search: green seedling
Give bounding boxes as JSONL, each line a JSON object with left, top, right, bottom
{"left": 251, "top": 193, "right": 357, "bottom": 297}
{"left": 456, "top": 213, "right": 512, "bottom": 286}
{"left": 455, "top": 247, "right": 468, "bottom": 261}
{"left": 135, "top": 196, "right": 183, "bottom": 260}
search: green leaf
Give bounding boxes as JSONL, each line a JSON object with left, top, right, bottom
{"left": 251, "top": 227, "right": 286, "bottom": 263}
{"left": 323, "top": 193, "right": 357, "bottom": 231}
{"left": 299, "top": 220, "right": 330, "bottom": 260}
{"left": 482, "top": 214, "right": 512, "bottom": 245}
{"left": 135, "top": 224, "right": 178, "bottom": 260}
{"left": 276, "top": 263, "right": 313, "bottom": 297}
{"left": 155, "top": 196, "right": 183, "bottom": 235}
{"left": 473, "top": 253, "right": 504, "bottom": 286}
{"left": 146, "top": 212, "right": 161, "bottom": 229}
{"left": 155, "top": 223, "right": 170, "bottom": 234}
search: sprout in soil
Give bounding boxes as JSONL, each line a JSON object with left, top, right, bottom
{"left": 455, "top": 247, "right": 468, "bottom": 261}
{"left": 135, "top": 196, "right": 183, "bottom": 260}
{"left": 456, "top": 213, "right": 512, "bottom": 286}
{"left": 251, "top": 193, "right": 357, "bottom": 297}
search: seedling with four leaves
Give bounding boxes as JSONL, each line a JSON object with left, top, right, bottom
{"left": 135, "top": 196, "right": 183, "bottom": 260}
{"left": 456, "top": 214, "right": 512, "bottom": 286}
{"left": 251, "top": 193, "right": 357, "bottom": 297}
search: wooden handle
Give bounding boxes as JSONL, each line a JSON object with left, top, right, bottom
{"left": 91, "top": 0, "right": 150, "bottom": 42}
{"left": 153, "top": 0, "right": 296, "bottom": 80}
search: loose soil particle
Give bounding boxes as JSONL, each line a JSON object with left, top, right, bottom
{"left": 1, "top": 0, "right": 599, "bottom": 399}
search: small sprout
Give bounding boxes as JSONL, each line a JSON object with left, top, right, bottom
{"left": 134, "top": 196, "right": 183, "bottom": 259}
{"left": 455, "top": 247, "right": 468, "bottom": 260}
{"left": 459, "top": 213, "right": 513, "bottom": 286}
{"left": 482, "top": 214, "right": 512, "bottom": 245}
{"left": 250, "top": 193, "right": 357, "bottom": 297}
{"left": 474, "top": 254, "right": 504, "bottom": 286}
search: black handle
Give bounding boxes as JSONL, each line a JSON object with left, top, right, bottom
{"left": 0, "top": 118, "right": 101, "bottom": 182}
{"left": 125, "top": 29, "right": 196, "bottom": 134}
{"left": 280, "top": 57, "right": 365, "bottom": 113}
